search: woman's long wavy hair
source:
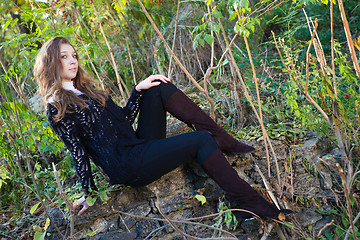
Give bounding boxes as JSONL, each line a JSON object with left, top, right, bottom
{"left": 34, "top": 36, "right": 108, "bottom": 122}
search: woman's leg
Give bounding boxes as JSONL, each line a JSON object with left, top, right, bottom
{"left": 136, "top": 80, "right": 254, "bottom": 153}
{"left": 164, "top": 89, "right": 255, "bottom": 154}
{"left": 128, "top": 131, "right": 218, "bottom": 186}
{"left": 130, "top": 131, "right": 292, "bottom": 219}
{"left": 201, "top": 149, "right": 293, "bottom": 219}
{"left": 136, "top": 81, "right": 177, "bottom": 141}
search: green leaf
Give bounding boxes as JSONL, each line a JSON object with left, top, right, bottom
{"left": 204, "top": 34, "right": 213, "bottom": 45}
{"left": 229, "top": 11, "right": 237, "bottom": 21}
{"left": 199, "top": 38, "right": 205, "bottom": 47}
{"left": 3, "top": 19, "right": 12, "bottom": 31}
{"left": 30, "top": 202, "right": 41, "bottom": 215}
{"left": 33, "top": 231, "right": 46, "bottom": 240}
{"left": 234, "top": 24, "right": 241, "bottom": 33}
{"left": 192, "top": 40, "right": 199, "bottom": 50}
{"left": 194, "top": 194, "right": 206, "bottom": 205}
{"left": 321, "top": 0, "right": 328, "bottom": 4}
{"left": 99, "top": 191, "right": 109, "bottom": 203}
{"left": 88, "top": 230, "right": 98, "bottom": 237}
{"left": 206, "top": 0, "right": 211, "bottom": 6}
{"left": 213, "top": 24, "right": 221, "bottom": 33}
{"left": 249, "top": 22, "right": 255, "bottom": 33}
{"left": 86, "top": 196, "right": 96, "bottom": 206}
{"left": 284, "top": 222, "right": 295, "bottom": 229}
{"left": 233, "top": 0, "right": 249, "bottom": 9}
{"left": 213, "top": 11, "right": 223, "bottom": 18}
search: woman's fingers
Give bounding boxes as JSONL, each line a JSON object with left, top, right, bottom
{"left": 136, "top": 74, "right": 170, "bottom": 91}
{"left": 78, "top": 203, "right": 89, "bottom": 215}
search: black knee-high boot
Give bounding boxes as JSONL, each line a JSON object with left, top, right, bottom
{"left": 201, "top": 149, "right": 293, "bottom": 219}
{"left": 164, "top": 89, "right": 255, "bottom": 154}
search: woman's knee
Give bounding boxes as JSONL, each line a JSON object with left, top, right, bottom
{"left": 195, "top": 131, "right": 218, "bottom": 162}
{"left": 144, "top": 80, "right": 177, "bottom": 102}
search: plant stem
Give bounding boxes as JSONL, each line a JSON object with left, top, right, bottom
{"left": 337, "top": 0, "right": 360, "bottom": 80}
{"left": 167, "top": 0, "right": 181, "bottom": 78}
{"left": 90, "top": 0, "right": 129, "bottom": 98}
{"left": 135, "top": 0, "right": 216, "bottom": 119}
{"left": 243, "top": 35, "right": 274, "bottom": 180}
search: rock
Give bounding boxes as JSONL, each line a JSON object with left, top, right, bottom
{"left": 89, "top": 231, "right": 136, "bottom": 240}
{"left": 295, "top": 208, "right": 323, "bottom": 227}
{"left": 241, "top": 219, "right": 260, "bottom": 233}
{"left": 47, "top": 207, "right": 67, "bottom": 234}
{"left": 30, "top": 93, "right": 45, "bottom": 113}
{"left": 300, "top": 136, "right": 332, "bottom": 161}
{"left": 313, "top": 216, "right": 333, "bottom": 236}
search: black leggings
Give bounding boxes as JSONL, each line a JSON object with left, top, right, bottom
{"left": 128, "top": 82, "right": 218, "bottom": 187}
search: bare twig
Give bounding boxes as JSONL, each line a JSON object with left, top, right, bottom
{"left": 255, "top": 165, "right": 280, "bottom": 209}
{"left": 125, "top": 36, "right": 137, "bottom": 85}
{"left": 272, "top": 31, "right": 331, "bottom": 126}
{"left": 275, "top": 225, "right": 287, "bottom": 240}
{"left": 154, "top": 189, "right": 237, "bottom": 240}
{"left": 337, "top": 0, "right": 360, "bottom": 80}
{"left": 244, "top": 35, "right": 274, "bottom": 180}
{"left": 52, "top": 163, "right": 75, "bottom": 237}
{"left": 90, "top": 0, "right": 129, "bottom": 98}
{"left": 167, "top": 0, "right": 181, "bottom": 78}
{"left": 260, "top": 223, "right": 274, "bottom": 240}
{"left": 9, "top": 87, "right": 65, "bottom": 238}
{"left": 118, "top": 207, "right": 254, "bottom": 238}
{"left": 79, "top": 38, "right": 106, "bottom": 90}
{"left": 337, "top": 163, "right": 357, "bottom": 240}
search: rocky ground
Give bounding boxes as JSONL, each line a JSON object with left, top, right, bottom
{"left": 46, "top": 119, "right": 340, "bottom": 239}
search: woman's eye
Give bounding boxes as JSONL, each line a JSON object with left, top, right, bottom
{"left": 73, "top": 55, "right": 77, "bottom": 59}
{"left": 61, "top": 55, "right": 67, "bottom": 59}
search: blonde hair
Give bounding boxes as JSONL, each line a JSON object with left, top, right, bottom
{"left": 34, "top": 37, "right": 108, "bottom": 121}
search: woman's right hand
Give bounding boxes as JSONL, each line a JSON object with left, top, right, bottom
{"left": 135, "top": 74, "right": 170, "bottom": 92}
{"left": 73, "top": 196, "right": 89, "bottom": 215}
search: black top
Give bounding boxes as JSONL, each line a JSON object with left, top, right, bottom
{"left": 47, "top": 88, "right": 151, "bottom": 195}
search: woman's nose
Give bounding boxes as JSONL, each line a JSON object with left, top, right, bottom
{"left": 69, "top": 57, "right": 76, "bottom": 64}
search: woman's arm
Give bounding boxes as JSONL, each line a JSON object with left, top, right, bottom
{"left": 123, "top": 74, "right": 170, "bottom": 124}
{"left": 47, "top": 110, "right": 98, "bottom": 196}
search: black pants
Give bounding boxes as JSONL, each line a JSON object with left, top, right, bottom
{"left": 128, "top": 82, "right": 218, "bottom": 187}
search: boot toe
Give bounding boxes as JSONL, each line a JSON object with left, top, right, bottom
{"left": 226, "top": 144, "right": 255, "bottom": 155}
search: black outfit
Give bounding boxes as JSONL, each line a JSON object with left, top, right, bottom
{"left": 47, "top": 82, "right": 217, "bottom": 195}
{"left": 48, "top": 81, "right": 293, "bottom": 219}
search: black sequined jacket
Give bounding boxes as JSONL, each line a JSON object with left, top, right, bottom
{"left": 47, "top": 88, "right": 151, "bottom": 195}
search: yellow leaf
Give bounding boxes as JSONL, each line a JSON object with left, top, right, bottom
{"left": 30, "top": 202, "right": 41, "bottom": 215}
{"left": 44, "top": 218, "right": 50, "bottom": 231}
{"left": 354, "top": 36, "right": 360, "bottom": 51}
{"left": 278, "top": 212, "right": 286, "bottom": 221}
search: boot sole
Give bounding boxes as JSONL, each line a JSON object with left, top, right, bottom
{"left": 224, "top": 149, "right": 256, "bottom": 155}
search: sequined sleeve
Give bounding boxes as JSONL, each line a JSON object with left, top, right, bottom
{"left": 123, "top": 87, "right": 144, "bottom": 124}
{"left": 47, "top": 108, "right": 97, "bottom": 196}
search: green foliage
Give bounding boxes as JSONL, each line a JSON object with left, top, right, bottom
{"left": 194, "top": 194, "right": 207, "bottom": 205}
{"left": 0, "top": 0, "right": 359, "bottom": 238}
{"left": 212, "top": 200, "right": 238, "bottom": 237}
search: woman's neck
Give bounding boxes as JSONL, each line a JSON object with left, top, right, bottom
{"left": 62, "top": 81, "right": 83, "bottom": 95}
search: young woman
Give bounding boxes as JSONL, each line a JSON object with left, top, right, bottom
{"left": 34, "top": 36, "right": 292, "bottom": 218}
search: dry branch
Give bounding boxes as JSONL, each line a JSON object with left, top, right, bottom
{"left": 135, "top": 0, "right": 216, "bottom": 119}
{"left": 337, "top": 0, "right": 360, "bottom": 80}
{"left": 90, "top": 1, "right": 129, "bottom": 98}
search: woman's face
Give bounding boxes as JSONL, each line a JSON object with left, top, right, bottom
{"left": 59, "top": 43, "right": 78, "bottom": 82}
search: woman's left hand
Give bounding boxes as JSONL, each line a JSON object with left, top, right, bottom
{"left": 135, "top": 74, "right": 170, "bottom": 92}
{"left": 73, "top": 196, "right": 89, "bottom": 216}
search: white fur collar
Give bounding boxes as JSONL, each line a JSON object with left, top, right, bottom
{"left": 48, "top": 81, "right": 84, "bottom": 103}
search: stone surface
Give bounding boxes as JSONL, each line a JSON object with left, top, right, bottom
{"left": 90, "top": 231, "right": 137, "bottom": 240}
{"left": 46, "top": 130, "right": 338, "bottom": 239}
{"left": 295, "top": 208, "right": 323, "bottom": 227}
